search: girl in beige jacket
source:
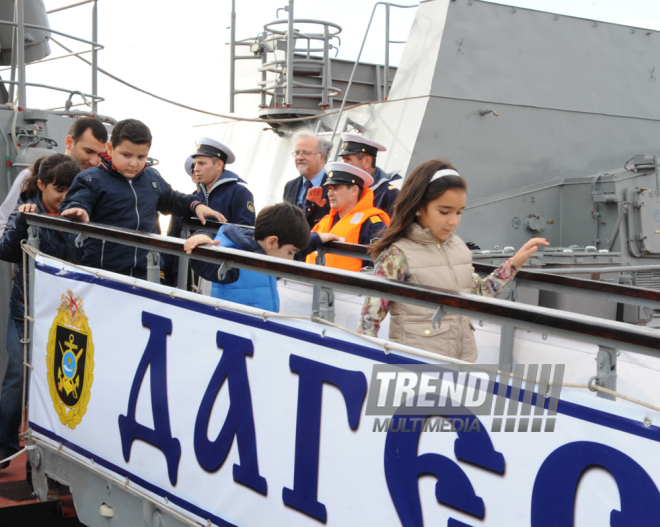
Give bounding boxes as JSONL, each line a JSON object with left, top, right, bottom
{"left": 357, "top": 158, "right": 547, "bottom": 362}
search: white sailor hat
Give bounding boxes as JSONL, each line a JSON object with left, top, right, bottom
{"left": 338, "top": 132, "right": 387, "bottom": 157}
{"left": 323, "top": 161, "right": 374, "bottom": 188}
{"left": 191, "top": 137, "right": 236, "bottom": 164}
{"left": 184, "top": 156, "right": 195, "bottom": 176}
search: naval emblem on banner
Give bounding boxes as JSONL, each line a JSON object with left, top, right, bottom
{"left": 46, "top": 290, "right": 95, "bottom": 429}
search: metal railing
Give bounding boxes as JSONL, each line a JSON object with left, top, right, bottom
{"left": 229, "top": 1, "right": 416, "bottom": 116}
{"left": 179, "top": 218, "right": 660, "bottom": 310}
{"left": 176, "top": 216, "right": 660, "bottom": 392}
{"left": 229, "top": 0, "right": 343, "bottom": 113}
{"left": 330, "top": 1, "right": 417, "bottom": 143}
{"left": 1, "top": 0, "right": 102, "bottom": 111}
{"left": 22, "top": 213, "right": 660, "bottom": 369}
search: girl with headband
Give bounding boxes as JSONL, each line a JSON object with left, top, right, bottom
{"left": 358, "top": 157, "right": 548, "bottom": 362}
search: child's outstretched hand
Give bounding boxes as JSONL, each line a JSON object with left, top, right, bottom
{"left": 61, "top": 207, "right": 90, "bottom": 222}
{"left": 18, "top": 203, "right": 38, "bottom": 214}
{"left": 306, "top": 186, "right": 326, "bottom": 207}
{"left": 318, "top": 233, "right": 339, "bottom": 244}
{"left": 510, "top": 237, "right": 549, "bottom": 269}
{"left": 184, "top": 234, "right": 219, "bottom": 254}
{"left": 195, "top": 204, "right": 227, "bottom": 225}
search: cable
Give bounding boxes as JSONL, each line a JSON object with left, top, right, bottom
{"left": 49, "top": 37, "right": 386, "bottom": 125}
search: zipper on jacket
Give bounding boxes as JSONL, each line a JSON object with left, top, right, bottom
{"left": 129, "top": 180, "right": 139, "bottom": 268}
{"left": 100, "top": 240, "right": 105, "bottom": 267}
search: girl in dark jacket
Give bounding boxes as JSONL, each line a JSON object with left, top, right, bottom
{"left": 0, "top": 154, "right": 79, "bottom": 466}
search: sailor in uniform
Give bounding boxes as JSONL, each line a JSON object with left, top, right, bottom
{"left": 162, "top": 156, "right": 200, "bottom": 286}
{"left": 339, "top": 132, "right": 401, "bottom": 217}
{"left": 191, "top": 137, "right": 255, "bottom": 226}
{"left": 305, "top": 162, "right": 390, "bottom": 271}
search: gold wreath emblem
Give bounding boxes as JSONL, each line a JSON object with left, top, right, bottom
{"left": 46, "top": 290, "right": 94, "bottom": 430}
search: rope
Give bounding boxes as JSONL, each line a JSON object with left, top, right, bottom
{"left": 20, "top": 242, "right": 30, "bottom": 439}
{"left": 22, "top": 245, "right": 660, "bottom": 415}
{"left": 48, "top": 37, "right": 406, "bottom": 125}
{"left": 0, "top": 444, "right": 37, "bottom": 466}
{"left": 592, "top": 385, "right": 660, "bottom": 413}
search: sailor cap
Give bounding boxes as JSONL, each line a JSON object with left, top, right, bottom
{"left": 338, "top": 132, "right": 387, "bottom": 157}
{"left": 184, "top": 156, "right": 195, "bottom": 176}
{"left": 323, "top": 162, "right": 374, "bottom": 188}
{"left": 191, "top": 137, "right": 236, "bottom": 164}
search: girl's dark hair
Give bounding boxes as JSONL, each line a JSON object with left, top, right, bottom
{"left": 370, "top": 157, "right": 467, "bottom": 258}
{"left": 22, "top": 154, "right": 81, "bottom": 198}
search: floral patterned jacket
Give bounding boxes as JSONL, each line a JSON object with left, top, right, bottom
{"left": 357, "top": 245, "right": 518, "bottom": 337}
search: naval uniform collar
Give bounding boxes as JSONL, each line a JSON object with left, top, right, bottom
{"left": 205, "top": 170, "right": 240, "bottom": 195}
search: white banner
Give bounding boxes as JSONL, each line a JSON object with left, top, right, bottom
{"left": 29, "top": 256, "right": 660, "bottom": 527}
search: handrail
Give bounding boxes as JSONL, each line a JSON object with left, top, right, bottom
{"left": 47, "top": 0, "right": 94, "bottom": 14}
{"left": 22, "top": 213, "right": 660, "bottom": 357}
{"left": 0, "top": 49, "right": 94, "bottom": 72}
{"left": 0, "top": 20, "right": 103, "bottom": 49}
{"left": 180, "top": 218, "right": 660, "bottom": 307}
{"left": 330, "top": 1, "right": 418, "bottom": 145}
{"left": 2, "top": 0, "right": 101, "bottom": 110}
{"left": 1, "top": 80, "right": 103, "bottom": 102}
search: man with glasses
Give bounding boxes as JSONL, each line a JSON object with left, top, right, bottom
{"left": 283, "top": 132, "right": 332, "bottom": 228}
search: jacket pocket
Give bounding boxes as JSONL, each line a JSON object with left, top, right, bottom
{"left": 403, "top": 317, "right": 452, "bottom": 339}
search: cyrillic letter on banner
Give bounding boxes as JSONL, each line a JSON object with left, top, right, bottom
{"left": 118, "top": 312, "right": 181, "bottom": 486}
{"left": 194, "top": 331, "right": 267, "bottom": 495}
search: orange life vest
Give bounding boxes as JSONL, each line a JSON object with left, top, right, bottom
{"left": 306, "top": 187, "right": 390, "bottom": 271}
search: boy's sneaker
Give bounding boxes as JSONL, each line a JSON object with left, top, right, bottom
{"left": 0, "top": 460, "right": 9, "bottom": 470}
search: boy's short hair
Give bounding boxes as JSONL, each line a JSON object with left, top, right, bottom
{"left": 67, "top": 117, "right": 108, "bottom": 143}
{"left": 110, "top": 119, "right": 152, "bottom": 147}
{"left": 255, "top": 202, "right": 310, "bottom": 250}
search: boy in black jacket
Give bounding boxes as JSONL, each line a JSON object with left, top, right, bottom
{"left": 60, "top": 119, "right": 225, "bottom": 278}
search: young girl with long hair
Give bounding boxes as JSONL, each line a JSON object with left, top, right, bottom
{"left": 0, "top": 154, "right": 80, "bottom": 468}
{"left": 357, "top": 158, "right": 548, "bottom": 362}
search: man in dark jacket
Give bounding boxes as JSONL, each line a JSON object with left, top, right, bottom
{"left": 60, "top": 119, "right": 226, "bottom": 278}
{"left": 283, "top": 132, "right": 332, "bottom": 228}
{"left": 191, "top": 137, "right": 255, "bottom": 226}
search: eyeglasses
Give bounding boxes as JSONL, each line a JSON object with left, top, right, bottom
{"left": 291, "top": 150, "right": 322, "bottom": 157}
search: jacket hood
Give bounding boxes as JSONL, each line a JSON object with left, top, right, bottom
{"left": 405, "top": 221, "right": 458, "bottom": 246}
{"left": 221, "top": 224, "right": 264, "bottom": 254}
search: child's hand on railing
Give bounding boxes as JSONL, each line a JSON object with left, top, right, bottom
{"left": 61, "top": 207, "right": 90, "bottom": 222}
{"left": 18, "top": 203, "right": 38, "bottom": 214}
{"left": 318, "top": 233, "right": 339, "bottom": 244}
{"left": 183, "top": 234, "right": 218, "bottom": 254}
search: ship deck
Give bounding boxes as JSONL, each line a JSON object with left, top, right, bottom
{"left": 0, "top": 441, "right": 82, "bottom": 526}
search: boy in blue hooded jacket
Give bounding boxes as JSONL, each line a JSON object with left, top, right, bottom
{"left": 184, "top": 202, "right": 334, "bottom": 312}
